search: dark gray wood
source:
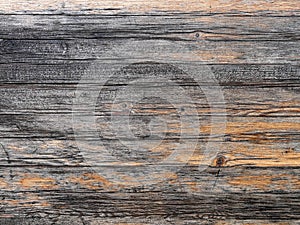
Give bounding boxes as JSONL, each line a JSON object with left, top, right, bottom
{"left": 0, "top": 11, "right": 299, "bottom": 225}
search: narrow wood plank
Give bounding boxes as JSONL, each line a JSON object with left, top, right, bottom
{"left": 0, "top": 0, "right": 299, "bottom": 15}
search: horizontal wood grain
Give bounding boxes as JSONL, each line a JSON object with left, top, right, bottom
{"left": 0, "top": 0, "right": 299, "bottom": 14}
{"left": 0, "top": 2, "right": 299, "bottom": 225}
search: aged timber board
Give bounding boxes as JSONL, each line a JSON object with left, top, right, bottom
{"left": 0, "top": 1, "right": 299, "bottom": 224}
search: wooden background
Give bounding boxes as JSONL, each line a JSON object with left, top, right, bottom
{"left": 0, "top": 0, "right": 299, "bottom": 224}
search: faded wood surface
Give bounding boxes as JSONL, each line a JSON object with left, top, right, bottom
{"left": 0, "top": 0, "right": 299, "bottom": 224}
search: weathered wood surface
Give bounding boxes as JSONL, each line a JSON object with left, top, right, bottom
{"left": 0, "top": 0, "right": 299, "bottom": 224}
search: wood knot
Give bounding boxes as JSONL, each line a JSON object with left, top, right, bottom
{"left": 214, "top": 155, "right": 226, "bottom": 167}
{"left": 282, "top": 147, "right": 295, "bottom": 155}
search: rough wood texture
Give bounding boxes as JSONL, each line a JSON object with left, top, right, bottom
{"left": 0, "top": 0, "right": 299, "bottom": 224}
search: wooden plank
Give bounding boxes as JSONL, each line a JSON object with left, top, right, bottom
{"left": 0, "top": 0, "right": 299, "bottom": 15}
{"left": 0, "top": 1, "right": 299, "bottom": 224}
{"left": 0, "top": 15, "right": 299, "bottom": 65}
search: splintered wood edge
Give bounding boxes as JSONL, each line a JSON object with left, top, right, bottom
{"left": 0, "top": 0, "right": 299, "bottom": 14}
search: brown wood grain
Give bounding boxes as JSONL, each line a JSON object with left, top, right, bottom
{"left": 0, "top": 0, "right": 299, "bottom": 224}
{"left": 0, "top": 0, "right": 299, "bottom": 14}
